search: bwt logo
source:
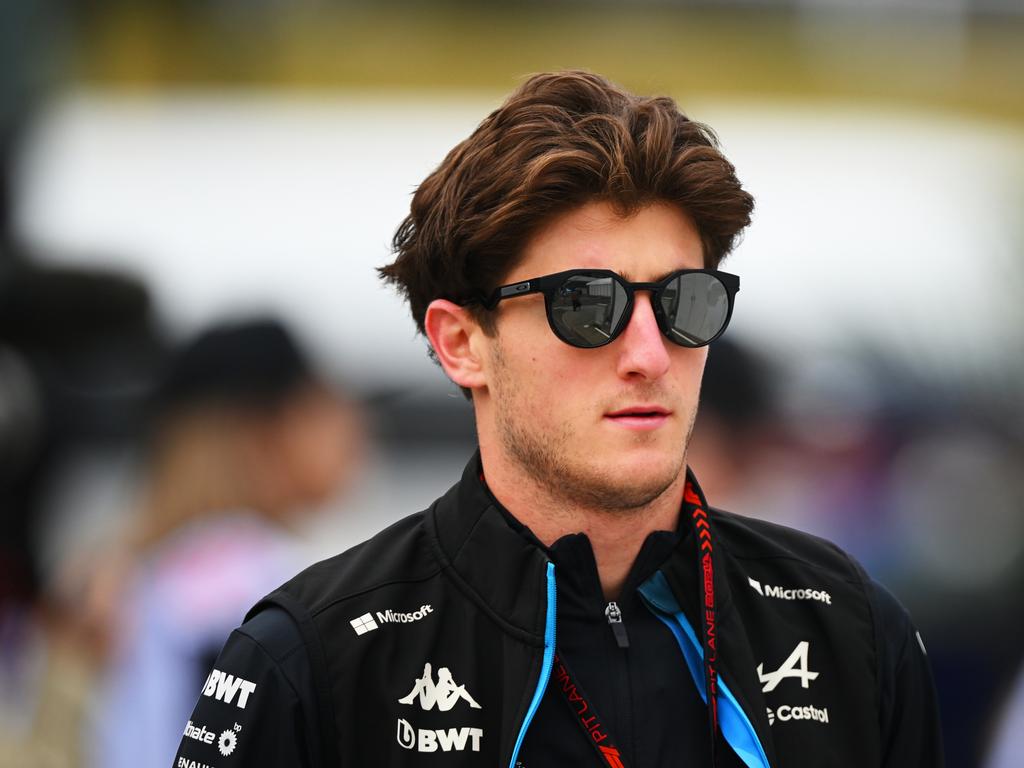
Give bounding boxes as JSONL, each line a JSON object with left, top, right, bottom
{"left": 396, "top": 718, "right": 483, "bottom": 753}
{"left": 202, "top": 668, "right": 257, "bottom": 709}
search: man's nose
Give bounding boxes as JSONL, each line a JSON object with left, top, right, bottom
{"left": 615, "top": 293, "right": 671, "bottom": 381}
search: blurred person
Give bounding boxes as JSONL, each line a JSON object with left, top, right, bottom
{"left": 0, "top": 261, "right": 162, "bottom": 768}
{"left": 88, "top": 317, "right": 360, "bottom": 768}
{"left": 685, "top": 338, "right": 774, "bottom": 512}
{"left": 693, "top": 353, "right": 902, "bottom": 573}
{"left": 883, "top": 424, "right": 1024, "bottom": 766}
{"left": 173, "top": 72, "right": 942, "bottom": 767}
{"left": 0, "top": 331, "right": 97, "bottom": 768}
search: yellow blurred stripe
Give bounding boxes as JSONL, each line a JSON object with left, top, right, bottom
{"left": 73, "top": 5, "right": 1024, "bottom": 124}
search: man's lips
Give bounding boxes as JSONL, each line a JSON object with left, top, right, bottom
{"left": 604, "top": 405, "right": 672, "bottom": 430}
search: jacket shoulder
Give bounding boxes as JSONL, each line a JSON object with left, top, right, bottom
{"left": 269, "top": 506, "right": 442, "bottom": 618}
{"left": 710, "top": 506, "right": 867, "bottom": 585}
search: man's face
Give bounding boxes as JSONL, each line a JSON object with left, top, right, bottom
{"left": 476, "top": 200, "right": 709, "bottom": 511}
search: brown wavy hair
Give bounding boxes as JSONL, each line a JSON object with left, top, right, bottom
{"left": 380, "top": 70, "right": 754, "bottom": 339}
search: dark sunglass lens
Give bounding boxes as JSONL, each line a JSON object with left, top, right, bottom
{"left": 660, "top": 273, "right": 729, "bottom": 347}
{"left": 550, "top": 274, "right": 629, "bottom": 347}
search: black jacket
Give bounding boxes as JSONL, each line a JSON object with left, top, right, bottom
{"left": 172, "top": 454, "right": 943, "bottom": 767}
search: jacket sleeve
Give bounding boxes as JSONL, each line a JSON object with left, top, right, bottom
{"left": 870, "top": 580, "right": 945, "bottom": 767}
{"left": 171, "top": 607, "right": 320, "bottom": 768}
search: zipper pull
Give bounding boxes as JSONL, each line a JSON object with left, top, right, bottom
{"left": 605, "top": 601, "right": 630, "bottom": 649}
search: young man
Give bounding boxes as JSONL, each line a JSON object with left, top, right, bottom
{"left": 171, "top": 71, "right": 943, "bottom": 767}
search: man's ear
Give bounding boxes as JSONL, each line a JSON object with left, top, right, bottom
{"left": 424, "top": 299, "right": 489, "bottom": 392}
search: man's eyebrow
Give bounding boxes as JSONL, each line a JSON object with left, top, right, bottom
{"left": 588, "top": 268, "right": 686, "bottom": 283}
{"left": 616, "top": 270, "right": 677, "bottom": 283}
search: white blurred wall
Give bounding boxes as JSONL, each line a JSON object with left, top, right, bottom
{"left": 15, "top": 90, "right": 1024, "bottom": 389}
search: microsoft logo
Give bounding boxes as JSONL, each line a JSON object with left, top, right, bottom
{"left": 350, "top": 613, "right": 379, "bottom": 635}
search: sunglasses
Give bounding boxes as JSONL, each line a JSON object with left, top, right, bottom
{"left": 479, "top": 268, "right": 739, "bottom": 349}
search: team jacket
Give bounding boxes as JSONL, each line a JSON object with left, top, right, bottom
{"left": 172, "top": 453, "right": 944, "bottom": 767}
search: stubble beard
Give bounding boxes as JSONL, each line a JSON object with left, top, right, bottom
{"left": 491, "top": 341, "right": 696, "bottom": 515}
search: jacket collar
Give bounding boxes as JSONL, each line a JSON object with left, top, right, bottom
{"left": 429, "top": 452, "right": 733, "bottom": 639}
{"left": 429, "top": 451, "right": 781, "bottom": 766}
{"left": 429, "top": 452, "right": 552, "bottom": 642}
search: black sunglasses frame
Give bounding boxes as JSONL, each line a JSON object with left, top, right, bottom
{"left": 479, "top": 268, "right": 740, "bottom": 349}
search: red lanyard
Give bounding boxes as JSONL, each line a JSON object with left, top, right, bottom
{"left": 551, "top": 653, "right": 628, "bottom": 767}
{"left": 686, "top": 479, "right": 720, "bottom": 764}
{"left": 553, "top": 479, "right": 721, "bottom": 768}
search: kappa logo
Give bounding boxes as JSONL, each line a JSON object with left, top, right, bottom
{"left": 399, "top": 662, "right": 481, "bottom": 711}
{"left": 202, "top": 668, "right": 257, "bottom": 709}
{"left": 350, "top": 604, "right": 433, "bottom": 635}
{"left": 748, "top": 576, "right": 832, "bottom": 605}
{"left": 767, "top": 704, "right": 830, "bottom": 726}
{"left": 757, "top": 641, "right": 819, "bottom": 692}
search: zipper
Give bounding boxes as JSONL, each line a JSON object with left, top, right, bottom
{"left": 605, "top": 599, "right": 634, "bottom": 764}
{"left": 605, "top": 601, "right": 630, "bottom": 648}
{"left": 507, "top": 562, "right": 557, "bottom": 768}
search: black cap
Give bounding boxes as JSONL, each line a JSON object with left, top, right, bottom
{"left": 701, "top": 339, "right": 772, "bottom": 431}
{"left": 155, "top": 317, "right": 314, "bottom": 414}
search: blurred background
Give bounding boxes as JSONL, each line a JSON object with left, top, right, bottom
{"left": 1, "top": 1, "right": 1022, "bottom": 766}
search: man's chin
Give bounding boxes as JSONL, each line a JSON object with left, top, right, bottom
{"left": 610, "top": 441, "right": 685, "bottom": 476}
{"left": 569, "top": 451, "right": 685, "bottom": 513}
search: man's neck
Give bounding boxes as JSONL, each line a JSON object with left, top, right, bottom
{"left": 479, "top": 448, "right": 686, "bottom": 601}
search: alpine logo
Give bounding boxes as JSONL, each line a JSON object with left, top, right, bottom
{"left": 396, "top": 718, "right": 483, "bottom": 753}
{"left": 757, "top": 641, "right": 819, "bottom": 692}
{"left": 766, "top": 704, "right": 830, "bottom": 726}
{"left": 202, "top": 668, "right": 257, "bottom": 709}
{"left": 350, "top": 604, "right": 433, "bottom": 635}
{"left": 748, "top": 576, "right": 832, "bottom": 605}
{"left": 400, "top": 662, "right": 481, "bottom": 711}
